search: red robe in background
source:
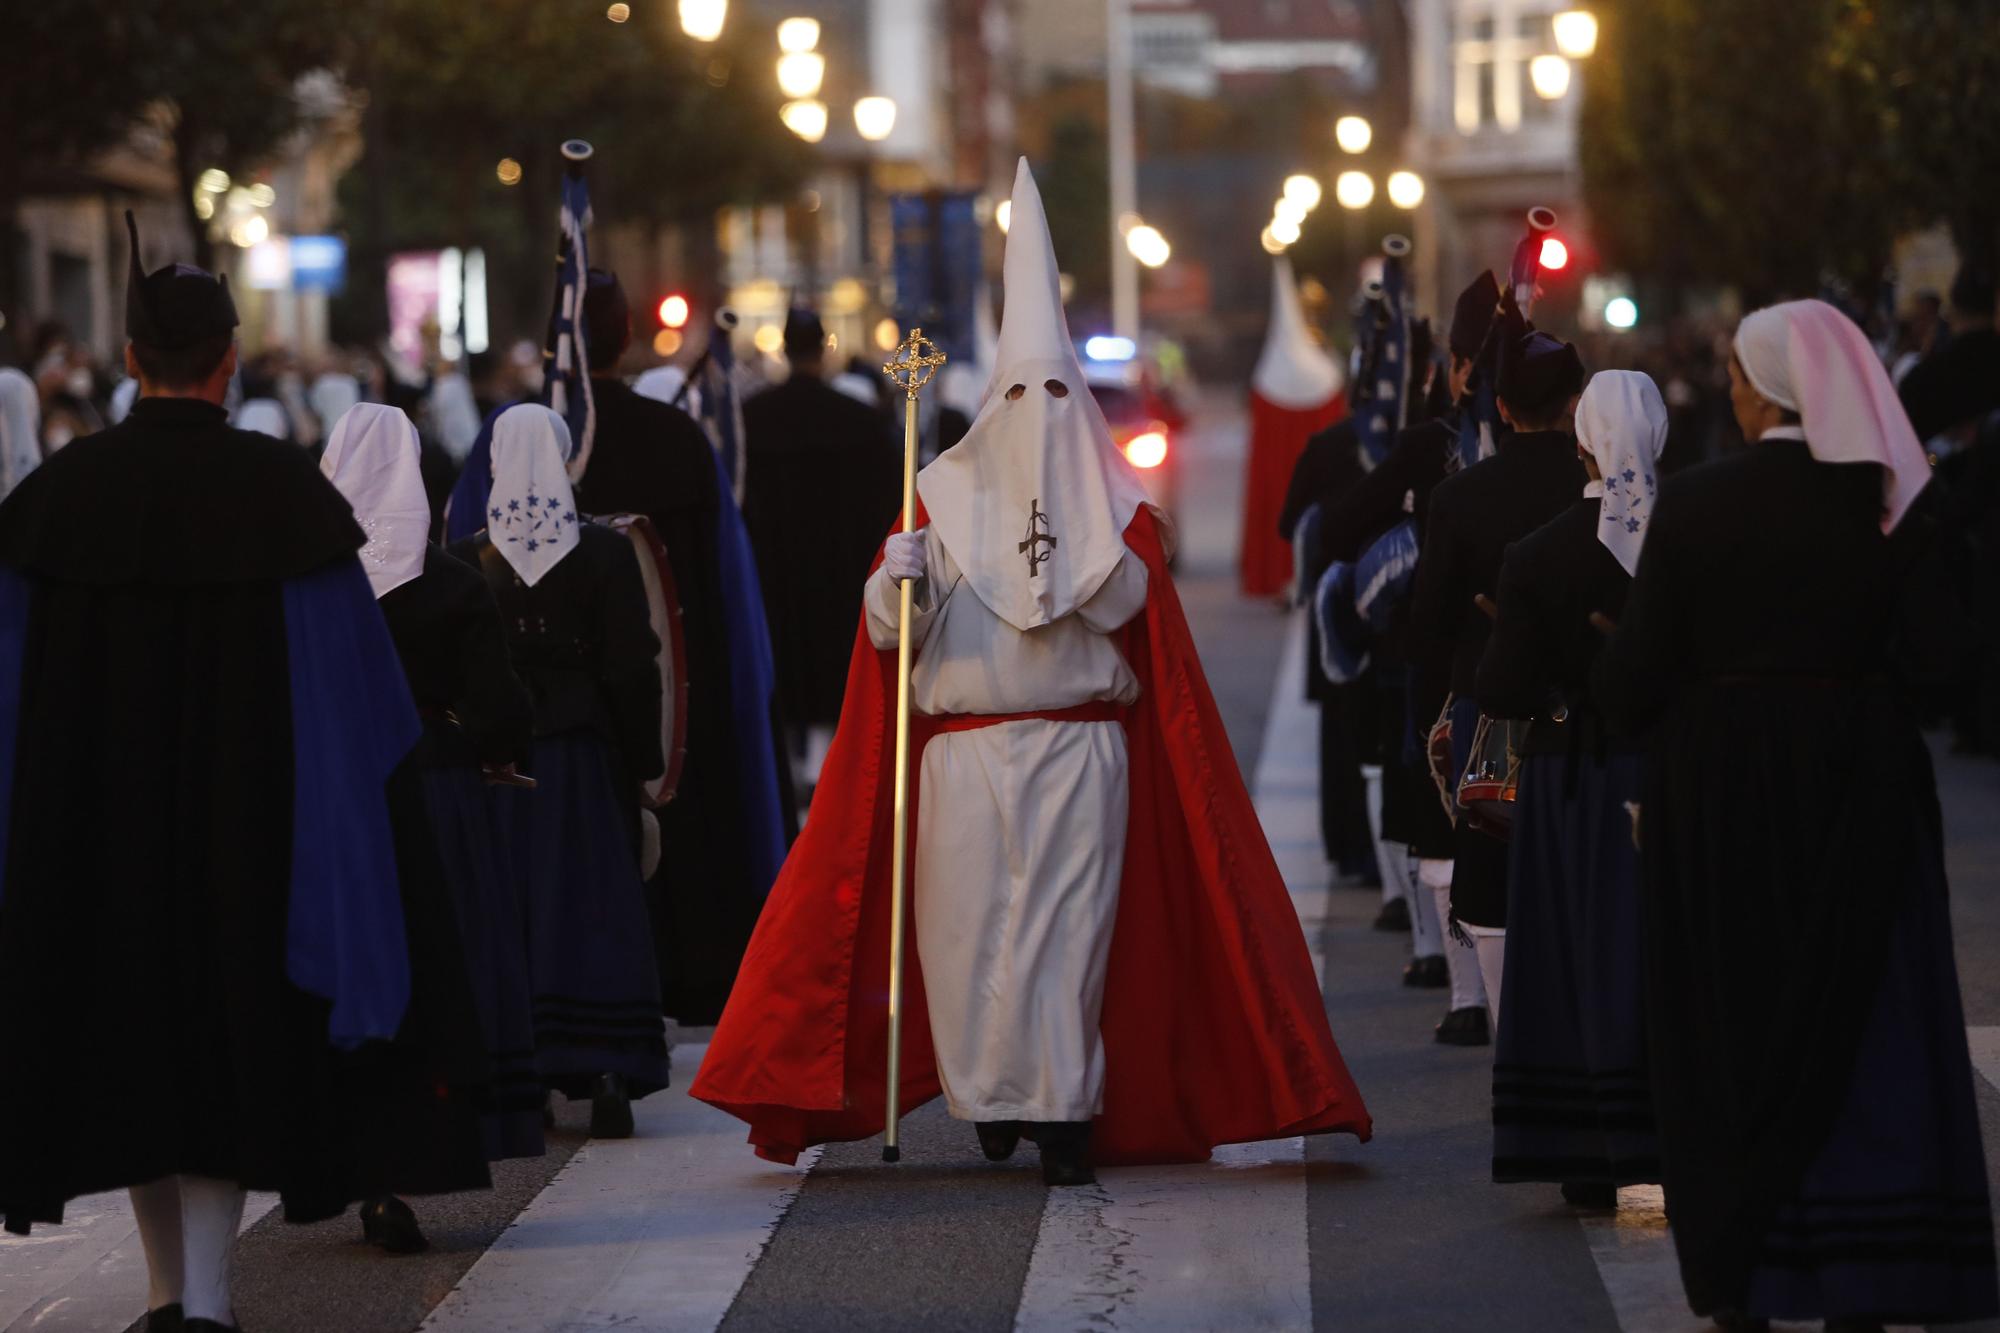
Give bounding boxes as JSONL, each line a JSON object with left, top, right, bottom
{"left": 691, "top": 505, "right": 1371, "bottom": 1165}
{"left": 1239, "top": 388, "right": 1345, "bottom": 597}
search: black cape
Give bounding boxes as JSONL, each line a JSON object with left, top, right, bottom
{"left": 740, "top": 373, "right": 902, "bottom": 732}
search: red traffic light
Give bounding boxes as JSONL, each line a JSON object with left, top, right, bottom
{"left": 1538, "top": 237, "right": 1569, "bottom": 271}
{"left": 657, "top": 294, "right": 690, "bottom": 329}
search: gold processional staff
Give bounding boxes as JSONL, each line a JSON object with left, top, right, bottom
{"left": 878, "top": 328, "right": 946, "bottom": 1162}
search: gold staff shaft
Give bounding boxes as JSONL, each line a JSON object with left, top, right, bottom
{"left": 879, "top": 328, "right": 944, "bottom": 1163}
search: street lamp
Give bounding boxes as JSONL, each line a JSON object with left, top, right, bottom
{"left": 1553, "top": 10, "right": 1598, "bottom": 58}
{"left": 1269, "top": 215, "right": 1302, "bottom": 246}
{"left": 854, "top": 96, "right": 897, "bottom": 142}
{"left": 1386, "top": 170, "right": 1425, "bottom": 210}
{"left": 1260, "top": 225, "right": 1287, "bottom": 256}
{"left": 1334, "top": 115, "right": 1372, "bottom": 154}
{"left": 679, "top": 0, "right": 726, "bottom": 41}
{"left": 777, "top": 50, "right": 825, "bottom": 99}
{"left": 1282, "top": 174, "right": 1322, "bottom": 211}
{"left": 780, "top": 99, "right": 828, "bottom": 142}
{"left": 995, "top": 200, "right": 1012, "bottom": 233}
{"left": 777, "top": 16, "right": 820, "bottom": 52}
{"left": 1334, "top": 170, "right": 1375, "bottom": 210}
{"left": 1529, "top": 54, "right": 1572, "bottom": 100}
{"left": 1273, "top": 195, "right": 1308, "bottom": 229}
{"left": 1126, "top": 224, "right": 1170, "bottom": 269}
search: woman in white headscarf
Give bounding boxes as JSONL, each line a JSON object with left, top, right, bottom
{"left": 447, "top": 403, "right": 670, "bottom": 1140}
{"left": 1597, "top": 301, "right": 1995, "bottom": 1328}
{"left": 1474, "top": 369, "right": 1670, "bottom": 1213}
{"left": 321, "top": 404, "right": 543, "bottom": 1253}
{"left": 0, "top": 368, "right": 42, "bottom": 498}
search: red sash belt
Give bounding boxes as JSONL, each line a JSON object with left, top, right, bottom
{"left": 926, "top": 701, "right": 1126, "bottom": 734}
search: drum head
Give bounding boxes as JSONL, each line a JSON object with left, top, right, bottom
{"left": 596, "top": 513, "right": 690, "bottom": 806}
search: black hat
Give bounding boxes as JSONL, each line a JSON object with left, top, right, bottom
{"left": 582, "top": 268, "right": 631, "bottom": 367}
{"left": 124, "top": 210, "right": 238, "bottom": 349}
{"left": 1447, "top": 270, "right": 1501, "bottom": 361}
{"left": 782, "top": 305, "right": 826, "bottom": 362}
{"left": 1495, "top": 330, "right": 1585, "bottom": 413}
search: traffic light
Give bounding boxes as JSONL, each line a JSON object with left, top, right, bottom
{"left": 1538, "top": 236, "right": 1569, "bottom": 271}
{"left": 657, "top": 293, "right": 690, "bottom": 329}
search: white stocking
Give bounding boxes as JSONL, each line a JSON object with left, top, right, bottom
{"left": 1403, "top": 848, "right": 1443, "bottom": 959}
{"left": 1466, "top": 927, "right": 1506, "bottom": 1032}
{"left": 1418, "top": 858, "right": 1487, "bottom": 1012}
{"left": 176, "top": 1175, "right": 246, "bottom": 1326}
{"left": 128, "top": 1177, "right": 185, "bottom": 1313}
{"left": 1362, "top": 765, "right": 1398, "bottom": 904}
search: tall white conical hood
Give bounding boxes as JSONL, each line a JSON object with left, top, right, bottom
{"left": 917, "top": 157, "right": 1152, "bottom": 632}
{"left": 1252, "top": 257, "right": 1344, "bottom": 410}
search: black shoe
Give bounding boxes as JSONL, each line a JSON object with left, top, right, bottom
{"left": 1824, "top": 1323, "right": 1885, "bottom": 1333}
{"left": 359, "top": 1195, "right": 428, "bottom": 1255}
{"left": 1560, "top": 1181, "right": 1618, "bottom": 1210}
{"left": 1037, "top": 1121, "right": 1096, "bottom": 1187}
{"left": 590, "top": 1073, "right": 635, "bottom": 1139}
{"left": 1708, "top": 1315, "right": 1769, "bottom": 1333}
{"left": 146, "top": 1305, "right": 185, "bottom": 1333}
{"left": 184, "top": 1320, "right": 241, "bottom": 1333}
{"left": 1372, "top": 898, "right": 1412, "bottom": 932}
{"left": 543, "top": 1090, "right": 557, "bottom": 1130}
{"left": 1402, "top": 954, "right": 1448, "bottom": 988}
{"left": 1434, "top": 1006, "right": 1490, "bottom": 1046}
{"left": 975, "top": 1120, "right": 1022, "bottom": 1162}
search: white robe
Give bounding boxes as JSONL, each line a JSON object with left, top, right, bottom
{"left": 866, "top": 527, "right": 1148, "bottom": 1121}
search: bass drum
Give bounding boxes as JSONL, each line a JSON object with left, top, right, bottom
{"left": 596, "top": 513, "right": 689, "bottom": 808}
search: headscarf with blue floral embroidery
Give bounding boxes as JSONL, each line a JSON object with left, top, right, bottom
{"left": 486, "top": 403, "right": 580, "bottom": 587}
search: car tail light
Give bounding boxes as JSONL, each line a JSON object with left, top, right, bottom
{"left": 1124, "top": 428, "right": 1168, "bottom": 470}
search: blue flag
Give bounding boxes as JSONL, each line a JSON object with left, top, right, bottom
{"left": 542, "top": 164, "right": 597, "bottom": 476}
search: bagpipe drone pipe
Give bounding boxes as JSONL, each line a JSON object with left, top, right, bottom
{"left": 1453, "top": 207, "right": 1554, "bottom": 472}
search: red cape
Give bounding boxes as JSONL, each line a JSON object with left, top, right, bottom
{"left": 1239, "top": 388, "right": 1345, "bottom": 598}
{"left": 690, "top": 505, "right": 1371, "bottom": 1165}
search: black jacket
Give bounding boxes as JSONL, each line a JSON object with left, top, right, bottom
{"left": 379, "top": 546, "right": 534, "bottom": 769}
{"left": 1475, "top": 496, "right": 1633, "bottom": 755}
{"left": 1321, "top": 418, "right": 1458, "bottom": 668}
{"left": 1408, "top": 429, "right": 1584, "bottom": 730}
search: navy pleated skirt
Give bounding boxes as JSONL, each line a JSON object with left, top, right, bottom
{"left": 493, "top": 731, "right": 670, "bottom": 1101}
{"left": 1743, "top": 831, "right": 1997, "bottom": 1324}
{"left": 420, "top": 762, "right": 545, "bottom": 1161}
{"left": 1492, "top": 751, "right": 1658, "bottom": 1186}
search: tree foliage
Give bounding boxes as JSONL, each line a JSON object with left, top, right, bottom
{"left": 1580, "top": 0, "right": 2000, "bottom": 304}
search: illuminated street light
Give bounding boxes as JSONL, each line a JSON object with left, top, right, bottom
{"left": 1282, "top": 174, "right": 1322, "bottom": 212}
{"left": 1270, "top": 216, "right": 1302, "bottom": 246}
{"left": 995, "top": 199, "right": 1012, "bottom": 233}
{"left": 1530, "top": 54, "right": 1573, "bottom": 100}
{"left": 780, "top": 98, "right": 828, "bottom": 142}
{"left": 854, "top": 95, "right": 898, "bottom": 142}
{"left": 777, "top": 50, "right": 825, "bottom": 99}
{"left": 246, "top": 182, "right": 276, "bottom": 208}
{"left": 1334, "top": 115, "right": 1372, "bottom": 154}
{"left": 1260, "top": 225, "right": 1287, "bottom": 255}
{"left": 777, "top": 16, "right": 820, "bottom": 52}
{"left": 874, "top": 317, "right": 901, "bottom": 351}
{"left": 496, "top": 158, "right": 523, "bottom": 186}
{"left": 1553, "top": 10, "right": 1599, "bottom": 58}
{"left": 1334, "top": 170, "right": 1375, "bottom": 210}
{"left": 1386, "top": 170, "right": 1425, "bottom": 210}
{"left": 606, "top": 2, "right": 631, "bottom": 21}
{"left": 1604, "top": 295, "right": 1638, "bottom": 329}
{"left": 197, "top": 168, "right": 231, "bottom": 194}
{"left": 229, "top": 214, "right": 269, "bottom": 248}
{"left": 1126, "top": 224, "right": 1171, "bottom": 269}
{"left": 1273, "top": 195, "right": 1308, "bottom": 228}
{"left": 679, "top": 0, "right": 727, "bottom": 41}
{"left": 753, "top": 322, "right": 785, "bottom": 356}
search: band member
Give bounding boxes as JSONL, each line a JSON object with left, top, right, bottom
{"left": 1598, "top": 300, "right": 1997, "bottom": 1327}
{"left": 694, "top": 159, "right": 1369, "bottom": 1187}
{"left": 0, "top": 215, "right": 448, "bottom": 1333}
{"left": 1409, "top": 328, "right": 1586, "bottom": 1031}
{"left": 1475, "top": 370, "right": 1668, "bottom": 1208}
{"left": 451, "top": 403, "right": 670, "bottom": 1139}
{"left": 322, "top": 403, "right": 544, "bottom": 1251}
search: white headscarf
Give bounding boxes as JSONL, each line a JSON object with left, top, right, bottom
{"left": 634, "top": 364, "right": 687, "bottom": 407}
{"left": 427, "top": 370, "right": 483, "bottom": 463}
{"left": 319, "top": 403, "right": 432, "bottom": 598}
{"left": 916, "top": 157, "right": 1154, "bottom": 632}
{"left": 1733, "top": 299, "right": 1930, "bottom": 532}
{"left": 1575, "top": 370, "right": 1670, "bottom": 577}
{"left": 1251, "top": 257, "right": 1344, "bottom": 410}
{"left": 235, "top": 397, "right": 289, "bottom": 439}
{"left": 487, "top": 404, "right": 579, "bottom": 587}
{"left": 309, "top": 373, "right": 363, "bottom": 435}
{"left": 0, "top": 368, "right": 42, "bottom": 496}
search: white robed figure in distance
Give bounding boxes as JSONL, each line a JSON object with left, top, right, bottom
{"left": 864, "top": 158, "right": 1158, "bottom": 1185}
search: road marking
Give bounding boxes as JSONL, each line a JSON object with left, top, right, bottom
{"left": 0, "top": 1193, "right": 277, "bottom": 1333}
{"left": 420, "top": 1043, "right": 816, "bottom": 1333}
{"left": 1013, "top": 1139, "right": 1311, "bottom": 1333}
{"left": 1967, "top": 1025, "right": 2000, "bottom": 1092}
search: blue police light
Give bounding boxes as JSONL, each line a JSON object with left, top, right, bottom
{"left": 1084, "top": 334, "right": 1137, "bottom": 363}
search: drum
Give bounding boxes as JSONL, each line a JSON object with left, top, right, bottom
{"left": 1456, "top": 712, "right": 1527, "bottom": 836}
{"left": 596, "top": 513, "right": 689, "bottom": 808}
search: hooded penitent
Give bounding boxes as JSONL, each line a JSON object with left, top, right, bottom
{"left": 320, "top": 403, "right": 433, "bottom": 598}
{"left": 917, "top": 158, "right": 1154, "bottom": 632}
{"left": 1574, "top": 370, "right": 1669, "bottom": 576}
{"left": 691, "top": 157, "right": 1370, "bottom": 1167}
{"left": 1241, "top": 257, "right": 1345, "bottom": 597}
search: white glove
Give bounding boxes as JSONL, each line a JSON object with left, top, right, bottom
{"left": 884, "top": 530, "right": 928, "bottom": 582}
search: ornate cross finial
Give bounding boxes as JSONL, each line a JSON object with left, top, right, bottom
{"left": 881, "top": 327, "right": 947, "bottom": 401}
